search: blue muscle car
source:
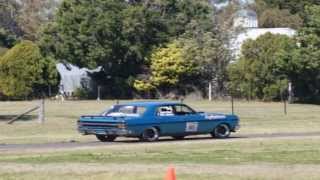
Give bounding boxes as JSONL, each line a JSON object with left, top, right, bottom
{"left": 77, "top": 101, "right": 240, "bottom": 142}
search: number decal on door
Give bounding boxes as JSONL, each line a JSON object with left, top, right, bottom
{"left": 185, "top": 122, "right": 199, "bottom": 132}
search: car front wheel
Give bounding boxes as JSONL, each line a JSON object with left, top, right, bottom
{"left": 141, "top": 127, "right": 160, "bottom": 142}
{"left": 211, "top": 124, "right": 231, "bottom": 138}
{"left": 96, "top": 134, "right": 117, "bottom": 142}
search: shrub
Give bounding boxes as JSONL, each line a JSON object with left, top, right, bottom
{"left": 0, "top": 40, "right": 57, "bottom": 98}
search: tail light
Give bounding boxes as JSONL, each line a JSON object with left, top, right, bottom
{"left": 117, "top": 123, "right": 126, "bottom": 129}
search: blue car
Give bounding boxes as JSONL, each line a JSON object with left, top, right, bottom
{"left": 77, "top": 101, "right": 240, "bottom": 142}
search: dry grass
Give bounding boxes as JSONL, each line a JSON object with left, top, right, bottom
{"left": 1, "top": 162, "right": 320, "bottom": 180}
{"left": 0, "top": 100, "right": 320, "bottom": 180}
{"left": 2, "top": 137, "right": 320, "bottom": 180}
{"left": 0, "top": 100, "right": 319, "bottom": 144}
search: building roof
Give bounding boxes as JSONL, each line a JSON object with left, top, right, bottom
{"left": 235, "top": 9, "right": 257, "bottom": 18}
{"left": 211, "top": 0, "right": 255, "bottom": 10}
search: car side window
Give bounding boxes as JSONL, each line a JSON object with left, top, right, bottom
{"left": 174, "top": 105, "right": 195, "bottom": 116}
{"left": 157, "top": 106, "right": 174, "bottom": 116}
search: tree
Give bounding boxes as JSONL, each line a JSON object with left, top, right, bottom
{"left": 134, "top": 30, "right": 231, "bottom": 98}
{"left": 0, "top": 0, "right": 22, "bottom": 37}
{"left": 260, "top": 0, "right": 320, "bottom": 15}
{"left": 278, "top": 5, "right": 320, "bottom": 103}
{"left": 134, "top": 41, "right": 197, "bottom": 96}
{"left": 228, "top": 33, "right": 295, "bottom": 101}
{"left": 17, "top": 0, "right": 56, "bottom": 40}
{"left": 180, "top": 31, "right": 231, "bottom": 98}
{"left": 0, "top": 0, "right": 20, "bottom": 55}
{"left": 40, "top": 0, "right": 218, "bottom": 98}
{"left": 141, "top": 0, "right": 215, "bottom": 37}
{"left": 0, "top": 28, "right": 17, "bottom": 56}
{"left": 259, "top": 8, "right": 303, "bottom": 29}
{"left": 132, "top": 0, "right": 232, "bottom": 98}
{"left": 256, "top": 0, "right": 320, "bottom": 26}
{"left": 0, "top": 40, "right": 57, "bottom": 98}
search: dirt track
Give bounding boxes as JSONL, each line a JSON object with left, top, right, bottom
{"left": 1, "top": 131, "right": 320, "bottom": 152}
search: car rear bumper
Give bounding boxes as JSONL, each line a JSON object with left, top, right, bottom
{"left": 78, "top": 127, "right": 132, "bottom": 136}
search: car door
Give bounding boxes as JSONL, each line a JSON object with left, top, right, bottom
{"left": 173, "top": 104, "right": 203, "bottom": 134}
{"left": 155, "top": 105, "right": 186, "bottom": 135}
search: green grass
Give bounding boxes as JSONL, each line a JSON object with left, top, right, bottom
{"left": 2, "top": 138, "right": 320, "bottom": 180}
{"left": 1, "top": 100, "right": 320, "bottom": 180}
{"left": 2, "top": 138, "right": 320, "bottom": 165}
{"left": 0, "top": 100, "right": 319, "bottom": 144}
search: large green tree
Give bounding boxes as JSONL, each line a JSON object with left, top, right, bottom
{"left": 255, "top": 0, "right": 320, "bottom": 27}
{"left": 260, "top": 0, "right": 320, "bottom": 15}
{"left": 228, "top": 33, "right": 295, "bottom": 101}
{"left": 0, "top": 40, "right": 57, "bottom": 98}
{"left": 258, "top": 8, "right": 303, "bottom": 29}
{"left": 40, "top": 0, "right": 220, "bottom": 98}
{"left": 141, "top": 0, "right": 215, "bottom": 36}
{"left": 278, "top": 5, "right": 320, "bottom": 103}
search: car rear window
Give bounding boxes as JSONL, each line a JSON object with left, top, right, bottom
{"left": 104, "top": 105, "right": 147, "bottom": 116}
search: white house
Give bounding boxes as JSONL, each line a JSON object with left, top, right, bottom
{"left": 212, "top": 0, "right": 297, "bottom": 58}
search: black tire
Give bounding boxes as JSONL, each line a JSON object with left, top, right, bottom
{"left": 211, "top": 124, "right": 231, "bottom": 138}
{"left": 141, "top": 127, "right": 160, "bottom": 142}
{"left": 172, "top": 135, "right": 185, "bottom": 140}
{"left": 96, "top": 134, "right": 117, "bottom": 142}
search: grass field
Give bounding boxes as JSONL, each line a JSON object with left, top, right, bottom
{"left": 2, "top": 137, "right": 320, "bottom": 179}
{"left": 0, "top": 100, "right": 319, "bottom": 144}
{"left": 1, "top": 100, "right": 320, "bottom": 180}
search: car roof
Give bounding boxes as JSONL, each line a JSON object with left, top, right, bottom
{"left": 118, "top": 101, "right": 181, "bottom": 107}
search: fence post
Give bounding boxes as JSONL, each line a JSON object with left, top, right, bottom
{"left": 38, "top": 98, "right": 45, "bottom": 124}
{"left": 280, "top": 84, "right": 287, "bottom": 115}
{"left": 97, "top": 86, "right": 101, "bottom": 101}
{"left": 48, "top": 85, "right": 52, "bottom": 97}
{"left": 208, "top": 82, "right": 212, "bottom": 101}
{"left": 231, "top": 95, "right": 234, "bottom": 115}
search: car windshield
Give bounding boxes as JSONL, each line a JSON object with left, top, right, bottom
{"left": 102, "top": 105, "right": 146, "bottom": 117}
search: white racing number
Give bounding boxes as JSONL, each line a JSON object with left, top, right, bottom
{"left": 185, "top": 122, "right": 199, "bottom": 132}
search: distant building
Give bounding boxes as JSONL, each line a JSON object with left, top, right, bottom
{"left": 212, "top": 0, "right": 296, "bottom": 58}
{"left": 233, "top": 9, "right": 258, "bottom": 28}
{"left": 211, "top": 0, "right": 255, "bottom": 10}
{"left": 56, "top": 63, "right": 101, "bottom": 96}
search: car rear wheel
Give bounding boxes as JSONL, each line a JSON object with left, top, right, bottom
{"left": 141, "top": 127, "right": 159, "bottom": 142}
{"left": 96, "top": 135, "right": 117, "bottom": 142}
{"left": 211, "top": 124, "right": 231, "bottom": 138}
